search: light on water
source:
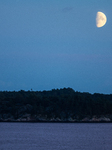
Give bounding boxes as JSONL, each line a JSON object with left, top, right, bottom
{"left": 0, "top": 123, "right": 112, "bottom": 150}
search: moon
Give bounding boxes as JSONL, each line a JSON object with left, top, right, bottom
{"left": 96, "top": 11, "right": 107, "bottom": 28}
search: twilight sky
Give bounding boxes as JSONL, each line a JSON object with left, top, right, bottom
{"left": 0, "top": 0, "right": 112, "bottom": 94}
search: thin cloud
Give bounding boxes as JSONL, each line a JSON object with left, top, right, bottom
{"left": 62, "top": 7, "right": 74, "bottom": 13}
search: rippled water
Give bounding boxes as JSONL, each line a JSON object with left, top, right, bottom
{"left": 0, "top": 123, "right": 112, "bottom": 150}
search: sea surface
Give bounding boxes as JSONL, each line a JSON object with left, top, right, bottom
{"left": 0, "top": 123, "right": 112, "bottom": 150}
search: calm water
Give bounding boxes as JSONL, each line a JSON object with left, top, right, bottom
{"left": 0, "top": 123, "right": 112, "bottom": 150}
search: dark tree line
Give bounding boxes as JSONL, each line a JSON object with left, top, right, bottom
{"left": 0, "top": 88, "right": 112, "bottom": 120}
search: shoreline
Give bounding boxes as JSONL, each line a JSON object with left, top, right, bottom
{"left": 1, "top": 114, "right": 112, "bottom": 123}
{"left": 0, "top": 120, "right": 112, "bottom": 123}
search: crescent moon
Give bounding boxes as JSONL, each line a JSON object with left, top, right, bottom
{"left": 96, "top": 12, "right": 107, "bottom": 28}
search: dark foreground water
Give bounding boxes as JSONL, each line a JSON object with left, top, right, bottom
{"left": 0, "top": 123, "right": 112, "bottom": 150}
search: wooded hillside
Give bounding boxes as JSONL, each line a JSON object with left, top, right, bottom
{"left": 0, "top": 88, "right": 112, "bottom": 122}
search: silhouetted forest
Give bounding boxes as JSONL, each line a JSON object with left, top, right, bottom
{"left": 0, "top": 88, "right": 112, "bottom": 121}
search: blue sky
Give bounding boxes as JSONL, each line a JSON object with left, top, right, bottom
{"left": 0, "top": 0, "right": 112, "bottom": 93}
